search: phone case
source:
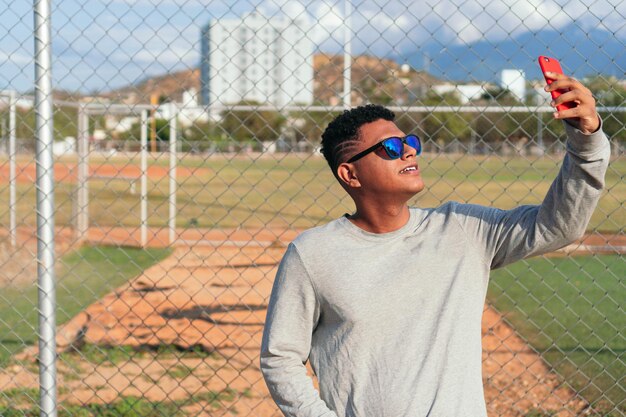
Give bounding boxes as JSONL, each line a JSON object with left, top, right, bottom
{"left": 538, "top": 56, "right": 576, "bottom": 111}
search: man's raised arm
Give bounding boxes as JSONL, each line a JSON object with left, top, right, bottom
{"left": 452, "top": 73, "right": 610, "bottom": 269}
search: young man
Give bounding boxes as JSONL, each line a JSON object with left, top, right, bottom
{"left": 260, "top": 72, "right": 610, "bottom": 416}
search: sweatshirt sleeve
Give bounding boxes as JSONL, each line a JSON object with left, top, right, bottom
{"left": 261, "top": 243, "right": 338, "bottom": 417}
{"left": 453, "top": 120, "right": 611, "bottom": 270}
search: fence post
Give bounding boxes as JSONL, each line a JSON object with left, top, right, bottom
{"left": 34, "top": 0, "right": 58, "bottom": 415}
{"left": 537, "top": 112, "right": 544, "bottom": 149}
{"left": 169, "top": 103, "right": 177, "bottom": 245}
{"left": 76, "top": 104, "right": 89, "bottom": 242}
{"left": 140, "top": 109, "right": 148, "bottom": 248}
{"left": 9, "top": 91, "right": 17, "bottom": 247}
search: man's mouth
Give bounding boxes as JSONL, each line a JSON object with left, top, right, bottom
{"left": 399, "top": 165, "right": 419, "bottom": 174}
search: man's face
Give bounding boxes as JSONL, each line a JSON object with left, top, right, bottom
{"left": 344, "top": 119, "right": 425, "bottom": 200}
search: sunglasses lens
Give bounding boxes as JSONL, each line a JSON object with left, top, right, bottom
{"left": 382, "top": 138, "right": 404, "bottom": 159}
{"left": 406, "top": 134, "right": 422, "bottom": 155}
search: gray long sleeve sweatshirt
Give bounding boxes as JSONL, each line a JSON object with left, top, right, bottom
{"left": 260, "top": 122, "right": 610, "bottom": 417}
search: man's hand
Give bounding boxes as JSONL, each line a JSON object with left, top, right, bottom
{"left": 544, "top": 72, "right": 600, "bottom": 134}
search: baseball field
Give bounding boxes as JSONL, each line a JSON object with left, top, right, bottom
{"left": 0, "top": 150, "right": 623, "bottom": 415}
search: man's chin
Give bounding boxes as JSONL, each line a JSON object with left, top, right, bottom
{"left": 407, "top": 180, "right": 425, "bottom": 195}
{"left": 399, "top": 184, "right": 425, "bottom": 202}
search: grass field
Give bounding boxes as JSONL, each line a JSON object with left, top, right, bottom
{"left": 488, "top": 254, "right": 625, "bottom": 413}
{"left": 0, "top": 152, "right": 624, "bottom": 232}
{"left": 0, "top": 392, "right": 242, "bottom": 416}
{"left": 0, "top": 395, "right": 186, "bottom": 416}
{"left": 0, "top": 152, "right": 624, "bottom": 414}
{"left": 0, "top": 245, "right": 172, "bottom": 366}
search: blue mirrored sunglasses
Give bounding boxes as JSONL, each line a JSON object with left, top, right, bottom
{"left": 347, "top": 134, "right": 422, "bottom": 163}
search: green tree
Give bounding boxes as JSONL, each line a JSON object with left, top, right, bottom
{"left": 586, "top": 76, "right": 626, "bottom": 143}
{"left": 359, "top": 80, "right": 395, "bottom": 105}
{"left": 472, "top": 110, "right": 548, "bottom": 144}
{"left": 394, "top": 112, "right": 425, "bottom": 138}
{"left": 290, "top": 110, "right": 339, "bottom": 145}
{"left": 53, "top": 106, "right": 79, "bottom": 139}
{"left": 181, "top": 120, "right": 229, "bottom": 152}
{"left": 121, "top": 118, "right": 170, "bottom": 143}
{"left": 480, "top": 87, "right": 523, "bottom": 106}
{"left": 2, "top": 106, "right": 82, "bottom": 141}
{"left": 538, "top": 111, "right": 566, "bottom": 144}
{"left": 13, "top": 108, "right": 35, "bottom": 140}
{"left": 182, "top": 121, "right": 221, "bottom": 142}
{"left": 219, "top": 102, "right": 286, "bottom": 146}
{"left": 420, "top": 92, "right": 471, "bottom": 143}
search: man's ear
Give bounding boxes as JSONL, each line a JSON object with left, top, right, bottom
{"left": 337, "top": 162, "right": 361, "bottom": 188}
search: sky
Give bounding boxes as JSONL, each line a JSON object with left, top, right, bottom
{"left": 0, "top": 0, "right": 624, "bottom": 93}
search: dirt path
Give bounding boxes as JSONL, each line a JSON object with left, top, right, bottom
{"left": 0, "top": 227, "right": 76, "bottom": 286}
{"left": 0, "top": 162, "right": 210, "bottom": 184}
{"left": 6, "top": 234, "right": 605, "bottom": 416}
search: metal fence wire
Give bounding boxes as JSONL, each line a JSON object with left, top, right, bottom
{"left": 0, "top": 1, "right": 624, "bottom": 416}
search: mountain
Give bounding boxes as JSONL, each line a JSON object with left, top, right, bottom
{"left": 103, "top": 68, "right": 200, "bottom": 104}
{"left": 105, "top": 54, "right": 443, "bottom": 105}
{"left": 314, "top": 54, "right": 442, "bottom": 105}
{"left": 401, "top": 23, "right": 625, "bottom": 82}
{"left": 102, "top": 24, "right": 624, "bottom": 105}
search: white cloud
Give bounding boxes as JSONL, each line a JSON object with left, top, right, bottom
{"left": 4, "top": 0, "right": 622, "bottom": 92}
{"left": 250, "top": 0, "right": 625, "bottom": 51}
{"left": 60, "top": 0, "right": 626, "bottom": 61}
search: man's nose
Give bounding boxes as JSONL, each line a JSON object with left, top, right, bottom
{"left": 401, "top": 143, "right": 416, "bottom": 160}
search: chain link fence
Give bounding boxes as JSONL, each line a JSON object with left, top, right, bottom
{"left": 0, "top": 1, "right": 624, "bottom": 415}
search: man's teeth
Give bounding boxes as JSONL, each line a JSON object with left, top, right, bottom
{"left": 401, "top": 167, "right": 417, "bottom": 173}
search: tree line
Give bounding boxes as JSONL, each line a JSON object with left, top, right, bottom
{"left": 2, "top": 76, "right": 623, "bottom": 152}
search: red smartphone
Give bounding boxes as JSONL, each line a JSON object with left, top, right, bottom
{"left": 538, "top": 55, "right": 576, "bottom": 111}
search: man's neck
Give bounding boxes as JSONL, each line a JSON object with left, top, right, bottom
{"left": 347, "top": 204, "right": 411, "bottom": 234}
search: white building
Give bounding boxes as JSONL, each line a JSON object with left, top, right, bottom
{"left": 105, "top": 115, "right": 138, "bottom": 134}
{"left": 499, "top": 69, "right": 526, "bottom": 103}
{"left": 106, "top": 88, "right": 210, "bottom": 135}
{"left": 432, "top": 83, "right": 488, "bottom": 104}
{"left": 154, "top": 88, "right": 210, "bottom": 127}
{"left": 200, "top": 11, "right": 314, "bottom": 108}
{"left": 177, "top": 88, "right": 210, "bottom": 126}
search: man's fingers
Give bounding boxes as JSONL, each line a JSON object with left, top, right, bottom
{"left": 543, "top": 71, "right": 567, "bottom": 81}
{"left": 543, "top": 71, "right": 600, "bottom": 133}
{"left": 553, "top": 106, "right": 582, "bottom": 119}
{"left": 552, "top": 90, "right": 594, "bottom": 107}
{"left": 546, "top": 77, "right": 584, "bottom": 92}
{"left": 553, "top": 97, "right": 598, "bottom": 122}
{"left": 552, "top": 91, "right": 577, "bottom": 107}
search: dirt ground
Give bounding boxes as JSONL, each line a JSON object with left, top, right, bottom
{"left": 0, "top": 161, "right": 210, "bottom": 184}
{"left": 4, "top": 229, "right": 623, "bottom": 416}
{"left": 0, "top": 226, "right": 76, "bottom": 286}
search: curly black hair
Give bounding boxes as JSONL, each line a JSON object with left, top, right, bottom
{"left": 321, "top": 104, "right": 395, "bottom": 178}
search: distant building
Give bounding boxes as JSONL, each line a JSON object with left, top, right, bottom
{"left": 200, "top": 11, "right": 314, "bottom": 108}
{"left": 499, "top": 69, "right": 526, "bottom": 103}
{"left": 105, "top": 115, "right": 138, "bottom": 134}
{"left": 106, "top": 88, "right": 209, "bottom": 135}
{"left": 432, "top": 83, "right": 488, "bottom": 104}
{"left": 166, "top": 88, "right": 210, "bottom": 127}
